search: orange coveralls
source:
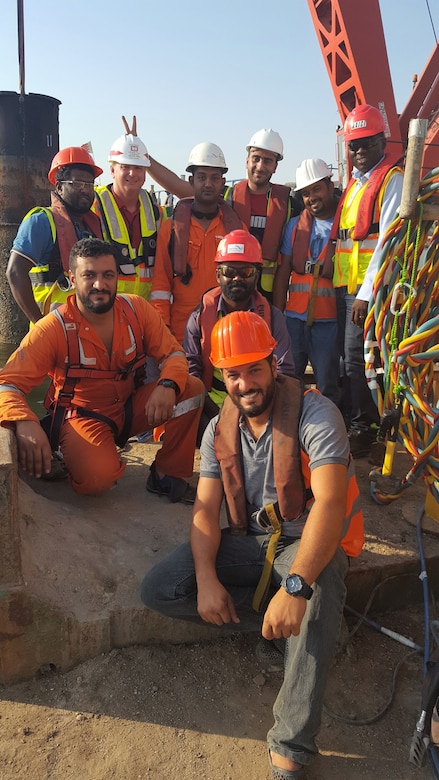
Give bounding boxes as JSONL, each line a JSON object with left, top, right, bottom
{"left": 151, "top": 214, "right": 241, "bottom": 343}
{"left": 0, "top": 295, "right": 204, "bottom": 495}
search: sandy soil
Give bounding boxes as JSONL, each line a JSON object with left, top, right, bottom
{"left": 0, "top": 606, "right": 437, "bottom": 780}
{"left": 1, "top": 444, "right": 438, "bottom": 779}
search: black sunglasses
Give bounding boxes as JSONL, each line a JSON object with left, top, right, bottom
{"left": 348, "top": 135, "right": 381, "bottom": 153}
{"left": 218, "top": 265, "right": 258, "bottom": 279}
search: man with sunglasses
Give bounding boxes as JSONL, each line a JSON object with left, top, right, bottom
{"left": 332, "top": 104, "right": 404, "bottom": 458}
{"left": 7, "top": 147, "right": 104, "bottom": 324}
{"left": 183, "top": 230, "right": 294, "bottom": 439}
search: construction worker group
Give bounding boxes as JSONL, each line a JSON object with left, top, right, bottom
{"left": 0, "top": 105, "right": 405, "bottom": 779}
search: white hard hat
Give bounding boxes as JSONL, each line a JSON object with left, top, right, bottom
{"left": 186, "top": 142, "right": 228, "bottom": 173}
{"left": 246, "top": 129, "right": 284, "bottom": 160}
{"left": 108, "top": 133, "right": 151, "bottom": 167}
{"left": 294, "top": 158, "right": 332, "bottom": 191}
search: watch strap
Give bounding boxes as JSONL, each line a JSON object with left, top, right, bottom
{"left": 157, "top": 379, "right": 180, "bottom": 393}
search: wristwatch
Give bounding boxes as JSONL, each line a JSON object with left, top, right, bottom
{"left": 157, "top": 379, "right": 180, "bottom": 393}
{"left": 281, "top": 573, "right": 314, "bottom": 600}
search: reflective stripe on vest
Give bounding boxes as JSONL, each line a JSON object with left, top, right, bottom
{"left": 287, "top": 273, "right": 336, "bottom": 318}
{"left": 333, "top": 179, "right": 380, "bottom": 292}
{"left": 332, "top": 166, "right": 403, "bottom": 293}
{"left": 94, "top": 187, "right": 159, "bottom": 298}
{"left": 224, "top": 182, "right": 291, "bottom": 293}
{"left": 26, "top": 207, "right": 73, "bottom": 315}
{"left": 286, "top": 217, "right": 336, "bottom": 320}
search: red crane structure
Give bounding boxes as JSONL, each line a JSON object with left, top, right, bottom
{"left": 308, "top": 0, "right": 439, "bottom": 181}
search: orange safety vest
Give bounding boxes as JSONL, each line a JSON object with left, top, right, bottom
{"left": 198, "top": 287, "right": 271, "bottom": 391}
{"left": 227, "top": 180, "right": 290, "bottom": 263}
{"left": 286, "top": 209, "right": 336, "bottom": 322}
{"left": 50, "top": 192, "right": 103, "bottom": 271}
{"left": 170, "top": 198, "right": 242, "bottom": 279}
{"left": 214, "top": 375, "right": 364, "bottom": 556}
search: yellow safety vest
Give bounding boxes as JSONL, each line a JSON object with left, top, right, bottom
{"left": 93, "top": 186, "right": 162, "bottom": 300}
{"left": 333, "top": 169, "right": 397, "bottom": 292}
{"left": 26, "top": 208, "right": 74, "bottom": 316}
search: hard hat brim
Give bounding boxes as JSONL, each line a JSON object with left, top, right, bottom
{"left": 210, "top": 348, "right": 275, "bottom": 369}
{"left": 186, "top": 164, "right": 228, "bottom": 173}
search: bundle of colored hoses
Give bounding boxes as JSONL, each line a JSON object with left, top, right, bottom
{"left": 365, "top": 166, "right": 439, "bottom": 505}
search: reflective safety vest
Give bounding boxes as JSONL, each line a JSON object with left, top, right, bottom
{"left": 93, "top": 186, "right": 161, "bottom": 300}
{"left": 224, "top": 181, "right": 291, "bottom": 293}
{"left": 286, "top": 209, "right": 336, "bottom": 323}
{"left": 332, "top": 155, "right": 403, "bottom": 292}
{"left": 214, "top": 376, "right": 364, "bottom": 557}
{"left": 198, "top": 286, "right": 271, "bottom": 400}
{"left": 27, "top": 194, "right": 103, "bottom": 317}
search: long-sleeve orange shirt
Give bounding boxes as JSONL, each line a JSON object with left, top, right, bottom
{"left": 151, "top": 214, "right": 244, "bottom": 343}
{"left": 0, "top": 294, "right": 189, "bottom": 431}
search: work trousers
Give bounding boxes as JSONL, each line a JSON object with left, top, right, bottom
{"left": 141, "top": 530, "right": 348, "bottom": 767}
{"left": 59, "top": 375, "right": 204, "bottom": 495}
{"left": 335, "top": 286, "right": 379, "bottom": 430}
{"left": 285, "top": 316, "right": 340, "bottom": 405}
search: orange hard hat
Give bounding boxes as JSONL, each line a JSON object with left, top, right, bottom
{"left": 210, "top": 310, "right": 277, "bottom": 369}
{"left": 48, "top": 147, "right": 103, "bottom": 185}
{"left": 344, "top": 105, "right": 386, "bottom": 142}
{"left": 215, "top": 230, "right": 263, "bottom": 265}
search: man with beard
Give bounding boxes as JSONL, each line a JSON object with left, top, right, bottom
{"left": 148, "top": 130, "right": 299, "bottom": 303}
{"left": 7, "top": 147, "right": 104, "bottom": 324}
{"left": 273, "top": 159, "right": 340, "bottom": 405}
{"left": 183, "top": 230, "right": 294, "bottom": 440}
{"left": 141, "top": 310, "right": 364, "bottom": 780}
{"left": 150, "top": 142, "right": 244, "bottom": 343}
{"left": 0, "top": 238, "right": 204, "bottom": 499}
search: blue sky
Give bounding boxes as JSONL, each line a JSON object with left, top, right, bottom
{"left": 2, "top": 0, "right": 438, "bottom": 190}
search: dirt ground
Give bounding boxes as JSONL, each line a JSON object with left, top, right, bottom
{"left": 1, "top": 445, "right": 439, "bottom": 780}
{"left": 0, "top": 607, "right": 437, "bottom": 780}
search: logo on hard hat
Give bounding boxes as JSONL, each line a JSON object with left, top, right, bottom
{"left": 351, "top": 120, "right": 367, "bottom": 129}
{"left": 130, "top": 145, "right": 139, "bottom": 153}
{"left": 227, "top": 243, "right": 245, "bottom": 254}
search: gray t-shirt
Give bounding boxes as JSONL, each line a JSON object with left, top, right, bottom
{"left": 200, "top": 390, "right": 350, "bottom": 537}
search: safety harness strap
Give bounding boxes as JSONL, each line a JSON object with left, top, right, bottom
{"left": 252, "top": 503, "right": 282, "bottom": 613}
{"left": 43, "top": 296, "right": 146, "bottom": 450}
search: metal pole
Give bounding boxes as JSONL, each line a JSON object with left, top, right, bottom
{"left": 17, "top": 0, "right": 25, "bottom": 96}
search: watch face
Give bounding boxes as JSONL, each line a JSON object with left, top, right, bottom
{"left": 286, "top": 574, "right": 302, "bottom": 595}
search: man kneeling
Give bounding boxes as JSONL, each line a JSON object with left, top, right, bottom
{"left": 141, "top": 310, "right": 364, "bottom": 778}
{"left": 0, "top": 238, "right": 203, "bottom": 500}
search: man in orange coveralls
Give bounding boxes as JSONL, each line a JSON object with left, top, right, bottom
{"left": 0, "top": 238, "right": 204, "bottom": 500}
{"left": 150, "top": 142, "right": 244, "bottom": 343}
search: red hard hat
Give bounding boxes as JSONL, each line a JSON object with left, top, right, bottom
{"left": 48, "top": 147, "right": 103, "bottom": 185}
{"left": 344, "top": 105, "right": 386, "bottom": 142}
{"left": 215, "top": 230, "right": 263, "bottom": 265}
{"left": 210, "top": 310, "right": 277, "bottom": 369}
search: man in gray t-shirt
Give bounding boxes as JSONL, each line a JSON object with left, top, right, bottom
{"left": 141, "top": 310, "right": 363, "bottom": 780}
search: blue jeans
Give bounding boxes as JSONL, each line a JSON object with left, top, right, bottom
{"left": 335, "top": 286, "right": 379, "bottom": 430}
{"left": 141, "top": 530, "right": 349, "bottom": 767}
{"left": 285, "top": 316, "right": 340, "bottom": 405}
